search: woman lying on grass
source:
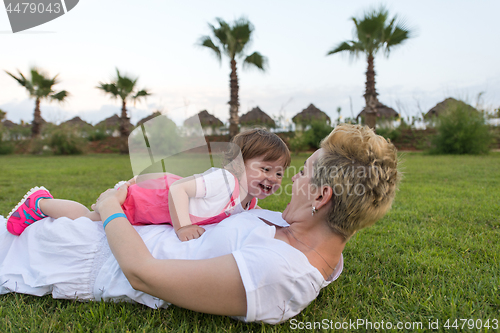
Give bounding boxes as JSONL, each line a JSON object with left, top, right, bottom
{"left": 0, "top": 124, "right": 399, "bottom": 324}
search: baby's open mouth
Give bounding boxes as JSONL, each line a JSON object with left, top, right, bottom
{"left": 259, "top": 183, "right": 272, "bottom": 193}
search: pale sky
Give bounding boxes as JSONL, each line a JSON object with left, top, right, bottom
{"left": 1, "top": 0, "right": 499, "bottom": 127}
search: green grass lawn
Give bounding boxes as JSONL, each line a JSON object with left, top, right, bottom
{"left": 0, "top": 153, "right": 499, "bottom": 332}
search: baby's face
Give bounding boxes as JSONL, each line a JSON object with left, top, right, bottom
{"left": 243, "top": 157, "right": 284, "bottom": 199}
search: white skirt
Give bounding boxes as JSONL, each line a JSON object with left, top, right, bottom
{"left": 0, "top": 213, "right": 213, "bottom": 309}
{"left": 0, "top": 215, "right": 110, "bottom": 300}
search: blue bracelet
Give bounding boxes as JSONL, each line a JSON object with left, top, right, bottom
{"left": 103, "top": 213, "right": 127, "bottom": 229}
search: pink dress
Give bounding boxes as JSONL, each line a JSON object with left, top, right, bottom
{"left": 121, "top": 171, "right": 257, "bottom": 226}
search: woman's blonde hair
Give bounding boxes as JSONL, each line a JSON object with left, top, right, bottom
{"left": 311, "top": 124, "right": 399, "bottom": 241}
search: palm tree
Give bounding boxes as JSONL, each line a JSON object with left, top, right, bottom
{"left": 97, "top": 68, "right": 150, "bottom": 153}
{"left": 327, "top": 6, "right": 412, "bottom": 129}
{"left": 199, "top": 17, "right": 267, "bottom": 138}
{"left": 5, "top": 67, "right": 69, "bottom": 138}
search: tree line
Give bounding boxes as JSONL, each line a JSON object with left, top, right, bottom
{"left": 4, "top": 6, "right": 412, "bottom": 152}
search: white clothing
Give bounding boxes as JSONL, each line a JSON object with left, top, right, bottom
{"left": 0, "top": 210, "right": 342, "bottom": 324}
{"left": 190, "top": 167, "right": 256, "bottom": 217}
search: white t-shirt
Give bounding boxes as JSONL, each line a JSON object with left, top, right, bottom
{"left": 190, "top": 167, "right": 256, "bottom": 217}
{"left": 0, "top": 210, "right": 342, "bottom": 324}
{"left": 231, "top": 210, "right": 343, "bottom": 323}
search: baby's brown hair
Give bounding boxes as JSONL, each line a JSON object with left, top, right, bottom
{"left": 226, "top": 128, "right": 291, "bottom": 168}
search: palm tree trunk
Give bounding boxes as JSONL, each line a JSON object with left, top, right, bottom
{"left": 119, "top": 99, "right": 131, "bottom": 154}
{"left": 228, "top": 59, "right": 240, "bottom": 139}
{"left": 32, "top": 97, "right": 42, "bottom": 138}
{"left": 363, "top": 53, "right": 378, "bottom": 129}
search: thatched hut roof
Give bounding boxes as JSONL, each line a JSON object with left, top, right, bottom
{"left": 61, "top": 116, "right": 93, "bottom": 129}
{"left": 37, "top": 116, "right": 50, "bottom": 125}
{"left": 292, "top": 104, "right": 331, "bottom": 124}
{"left": 96, "top": 114, "right": 121, "bottom": 127}
{"left": 137, "top": 111, "right": 162, "bottom": 126}
{"left": 184, "top": 110, "right": 224, "bottom": 127}
{"left": 356, "top": 101, "right": 399, "bottom": 120}
{"left": 424, "top": 98, "right": 477, "bottom": 119}
{"left": 1, "top": 119, "right": 17, "bottom": 129}
{"left": 240, "top": 107, "right": 276, "bottom": 127}
{"left": 95, "top": 114, "right": 134, "bottom": 132}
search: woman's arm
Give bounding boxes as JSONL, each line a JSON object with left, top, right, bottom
{"left": 131, "top": 254, "right": 246, "bottom": 316}
{"left": 95, "top": 187, "right": 247, "bottom": 316}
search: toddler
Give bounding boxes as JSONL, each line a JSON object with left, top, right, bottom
{"left": 6, "top": 129, "right": 291, "bottom": 241}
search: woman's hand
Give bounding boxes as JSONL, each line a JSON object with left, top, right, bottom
{"left": 176, "top": 225, "right": 205, "bottom": 241}
{"left": 92, "top": 182, "right": 130, "bottom": 213}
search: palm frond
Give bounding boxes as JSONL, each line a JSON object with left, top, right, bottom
{"left": 201, "top": 17, "right": 266, "bottom": 70}
{"left": 30, "top": 68, "right": 43, "bottom": 84}
{"left": 29, "top": 68, "right": 58, "bottom": 98}
{"left": 199, "top": 36, "right": 222, "bottom": 63}
{"left": 385, "top": 27, "right": 410, "bottom": 52}
{"left": 133, "top": 89, "right": 150, "bottom": 100}
{"left": 216, "top": 21, "right": 233, "bottom": 57}
{"left": 50, "top": 90, "right": 69, "bottom": 102}
{"left": 5, "top": 70, "right": 36, "bottom": 95}
{"left": 5, "top": 68, "right": 67, "bottom": 98}
{"left": 330, "top": 5, "right": 413, "bottom": 59}
{"left": 212, "top": 18, "right": 230, "bottom": 50}
{"left": 98, "top": 68, "right": 149, "bottom": 103}
{"left": 204, "top": 17, "right": 258, "bottom": 60}
{"left": 96, "top": 82, "right": 119, "bottom": 98}
{"left": 243, "top": 52, "right": 267, "bottom": 71}
{"left": 326, "top": 40, "right": 365, "bottom": 61}
{"left": 354, "top": 13, "right": 384, "bottom": 54}
{"left": 117, "top": 76, "right": 135, "bottom": 93}
{"left": 230, "top": 17, "right": 253, "bottom": 57}
{"left": 327, "top": 41, "right": 355, "bottom": 55}
{"left": 115, "top": 68, "right": 122, "bottom": 80}
{"left": 30, "top": 68, "right": 55, "bottom": 86}
{"left": 384, "top": 18, "right": 412, "bottom": 55}
{"left": 111, "top": 68, "right": 137, "bottom": 100}
{"left": 18, "top": 72, "right": 29, "bottom": 85}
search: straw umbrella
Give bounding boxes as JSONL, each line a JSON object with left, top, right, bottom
{"left": 424, "top": 98, "right": 477, "bottom": 119}
{"left": 136, "top": 111, "right": 162, "bottom": 127}
{"left": 184, "top": 110, "right": 224, "bottom": 135}
{"left": 292, "top": 104, "right": 330, "bottom": 131}
{"left": 240, "top": 106, "right": 276, "bottom": 130}
{"left": 357, "top": 101, "right": 398, "bottom": 128}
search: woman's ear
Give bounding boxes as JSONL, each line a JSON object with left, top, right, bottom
{"left": 313, "top": 185, "right": 333, "bottom": 211}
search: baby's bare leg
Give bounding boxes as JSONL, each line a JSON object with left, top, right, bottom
{"left": 39, "top": 198, "right": 92, "bottom": 220}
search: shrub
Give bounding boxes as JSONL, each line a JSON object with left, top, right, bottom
{"left": 87, "top": 129, "right": 110, "bottom": 141}
{"left": 430, "top": 102, "right": 493, "bottom": 154}
{"left": 5, "top": 124, "right": 31, "bottom": 140}
{"left": 289, "top": 122, "right": 335, "bottom": 153}
{"left": 0, "top": 134, "right": 14, "bottom": 154}
{"left": 48, "top": 127, "right": 87, "bottom": 155}
{"left": 376, "top": 127, "right": 401, "bottom": 142}
{"left": 26, "top": 138, "right": 45, "bottom": 155}
{"left": 304, "top": 121, "right": 334, "bottom": 149}
{"left": 343, "top": 117, "right": 358, "bottom": 125}
{"left": 0, "top": 124, "right": 12, "bottom": 154}
{"left": 289, "top": 132, "right": 309, "bottom": 154}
